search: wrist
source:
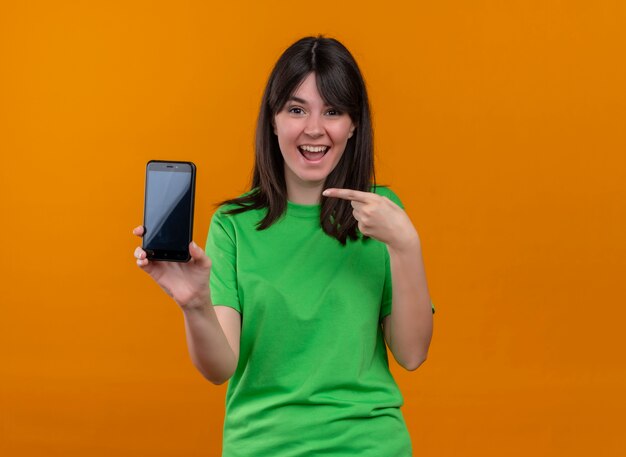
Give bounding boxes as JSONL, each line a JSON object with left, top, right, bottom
{"left": 387, "top": 230, "right": 421, "bottom": 255}
{"left": 179, "top": 292, "right": 212, "bottom": 314}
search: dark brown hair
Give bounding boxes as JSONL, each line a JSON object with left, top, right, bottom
{"left": 221, "top": 36, "right": 375, "bottom": 244}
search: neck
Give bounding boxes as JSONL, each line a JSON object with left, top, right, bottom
{"left": 285, "top": 178, "right": 323, "bottom": 205}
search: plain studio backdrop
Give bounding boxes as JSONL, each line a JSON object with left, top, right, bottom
{"left": 0, "top": 1, "right": 624, "bottom": 456}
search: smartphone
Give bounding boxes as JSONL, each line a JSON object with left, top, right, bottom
{"left": 142, "top": 160, "right": 196, "bottom": 262}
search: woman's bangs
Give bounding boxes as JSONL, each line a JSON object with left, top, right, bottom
{"left": 315, "top": 68, "right": 359, "bottom": 116}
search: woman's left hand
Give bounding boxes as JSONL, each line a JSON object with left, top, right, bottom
{"left": 322, "top": 188, "right": 420, "bottom": 251}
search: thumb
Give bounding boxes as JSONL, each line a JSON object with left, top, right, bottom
{"left": 189, "top": 241, "right": 211, "bottom": 267}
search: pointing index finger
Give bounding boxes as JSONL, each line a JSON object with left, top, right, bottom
{"left": 323, "top": 188, "right": 371, "bottom": 202}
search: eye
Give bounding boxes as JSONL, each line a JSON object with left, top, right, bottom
{"left": 288, "top": 106, "right": 305, "bottom": 115}
{"left": 325, "top": 108, "right": 342, "bottom": 116}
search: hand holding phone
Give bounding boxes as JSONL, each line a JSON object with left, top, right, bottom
{"left": 133, "top": 226, "right": 212, "bottom": 309}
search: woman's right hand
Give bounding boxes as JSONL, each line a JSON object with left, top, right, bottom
{"left": 132, "top": 226, "right": 212, "bottom": 310}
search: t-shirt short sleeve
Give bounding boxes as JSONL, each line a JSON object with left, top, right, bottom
{"left": 205, "top": 208, "right": 241, "bottom": 313}
{"left": 376, "top": 186, "right": 402, "bottom": 320}
{"left": 380, "top": 250, "right": 393, "bottom": 319}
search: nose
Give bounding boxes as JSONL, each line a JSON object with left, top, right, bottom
{"left": 304, "top": 114, "right": 324, "bottom": 138}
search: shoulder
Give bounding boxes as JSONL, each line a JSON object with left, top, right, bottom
{"left": 370, "top": 185, "right": 404, "bottom": 209}
{"left": 212, "top": 188, "right": 258, "bottom": 216}
{"left": 210, "top": 188, "right": 264, "bottom": 229}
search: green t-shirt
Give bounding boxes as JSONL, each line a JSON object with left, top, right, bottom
{"left": 206, "top": 186, "right": 420, "bottom": 457}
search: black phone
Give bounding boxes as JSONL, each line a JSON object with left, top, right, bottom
{"left": 142, "top": 160, "right": 196, "bottom": 262}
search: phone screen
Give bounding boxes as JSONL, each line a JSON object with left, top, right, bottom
{"left": 142, "top": 161, "right": 195, "bottom": 261}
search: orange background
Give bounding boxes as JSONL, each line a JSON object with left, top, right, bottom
{"left": 1, "top": 1, "right": 625, "bottom": 456}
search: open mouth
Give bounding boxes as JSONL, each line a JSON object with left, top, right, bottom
{"left": 298, "top": 145, "right": 330, "bottom": 162}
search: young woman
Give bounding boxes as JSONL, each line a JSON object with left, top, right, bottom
{"left": 133, "top": 36, "right": 434, "bottom": 457}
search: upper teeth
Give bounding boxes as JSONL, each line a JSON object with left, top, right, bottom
{"left": 300, "top": 145, "right": 328, "bottom": 152}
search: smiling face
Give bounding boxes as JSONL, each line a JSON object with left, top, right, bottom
{"left": 273, "top": 72, "right": 356, "bottom": 203}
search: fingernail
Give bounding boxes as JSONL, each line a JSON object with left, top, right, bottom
{"left": 191, "top": 241, "right": 198, "bottom": 248}
{"left": 322, "top": 190, "right": 330, "bottom": 196}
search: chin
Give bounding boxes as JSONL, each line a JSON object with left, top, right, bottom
{"left": 297, "top": 177, "right": 327, "bottom": 186}
{"left": 298, "top": 169, "right": 333, "bottom": 183}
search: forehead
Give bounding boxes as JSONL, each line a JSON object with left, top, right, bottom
{"left": 290, "top": 73, "right": 325, "bottom": 103}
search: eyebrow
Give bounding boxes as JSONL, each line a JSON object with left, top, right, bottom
{"left": 288, "top": 96, "right": 307, "bottom": 104}
{"left": 287, "top": 96, "right": 335, "bottom": 108}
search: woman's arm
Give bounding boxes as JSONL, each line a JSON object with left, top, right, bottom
{"left": 382, "top": 236, "right": 433, "bottom": 370}
{"left": 182, "top": 304, "right": 240, "bottom": 385}
{"left": 133, "top": 226, "right": 240, "bottom": 384}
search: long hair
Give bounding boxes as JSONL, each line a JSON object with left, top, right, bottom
{"left": 221, "top": 36, "right": 375, "bottom": 244}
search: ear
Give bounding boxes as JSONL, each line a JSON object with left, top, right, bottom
{"left": 348, "top": 123, "right": 356, "bottom": 139}
{"left": 271, "top": 117, "right": 277, "bottom": 135}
